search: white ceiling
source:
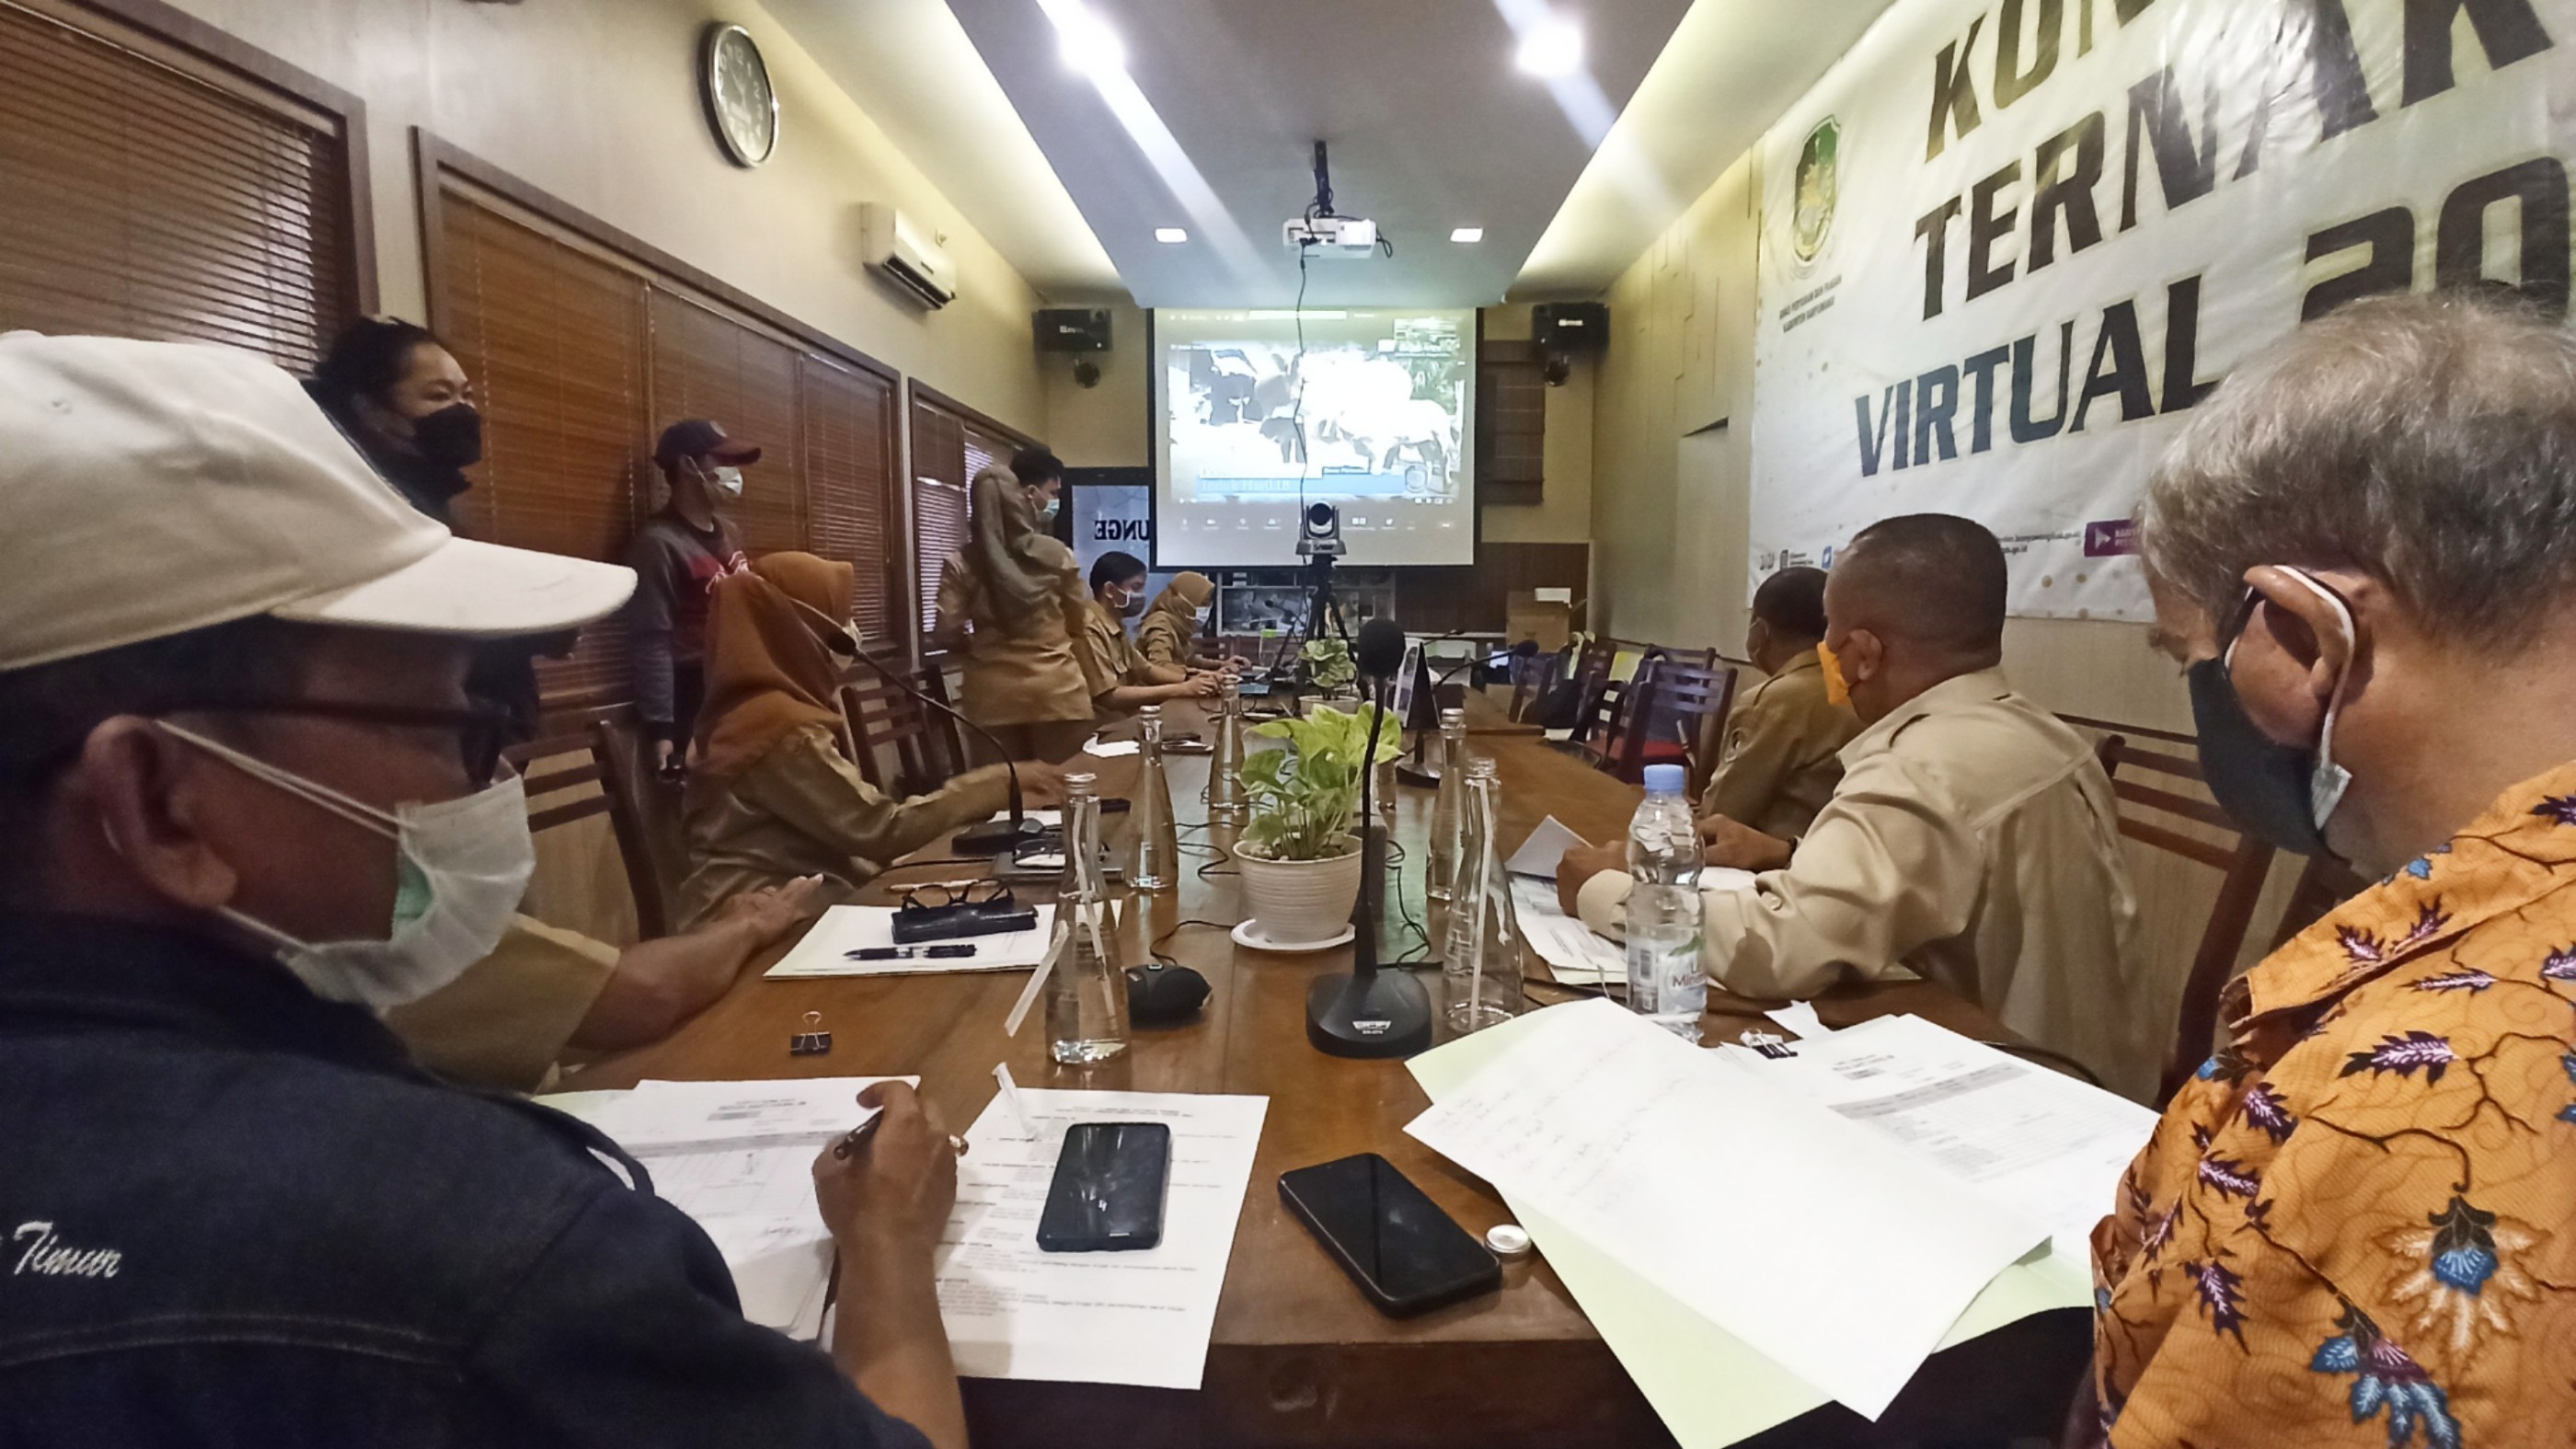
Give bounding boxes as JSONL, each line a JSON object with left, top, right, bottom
{"left": 768, "top": 0, "right": 1898, "bottom": 307}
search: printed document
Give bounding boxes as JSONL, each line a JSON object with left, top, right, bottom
{"left": 1731, "top": 1014, "right": 2158, "bottom": 1260}
{"left": 564, "top": 1076, "right": 911, "bottom": 1339}
{"left": 766, "top": 904, "right": 1056, "bottom": 979}
{"left": 1509, "top": 877, "right": 1626, "bottom": 985}
{"left": 938, "top": 1088, "right": 1267, "bottom": 1389}
{"left": 1404, "top": 999, "right": 2044, "bottom": 1419}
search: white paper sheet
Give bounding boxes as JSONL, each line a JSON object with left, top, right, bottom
{"left": 1403, "top": 999, "right": 2045, "bottom": 1420}
{"left": 765, "top": 904, "right": 1056, "bottom": 979}
{"left": 1736, "top": 1015, "right": 2158, "bottom": 1261}
{"left": 977, "top": 808, "right": 1065, "bottom": 828}
{"left": 937, "top": 1088, "right": 1268, "bottom": 1390}
{"left": 1765, "top": 1000, "right": 1832, "bottom": 1041}
{"left": 569, "top": 1077, "right": 914, "bottom": 1338}
{"left": 1504, "top": 814, "right": 1592, "bottom": 879}
{"left": 1083, "top": 739, "right": 1142, "bottom": 758}
{"left": 1508, "top": 876, "right": 1626, "bottom": 986}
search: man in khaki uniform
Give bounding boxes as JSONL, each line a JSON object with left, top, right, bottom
{"left": 1079, "top": 551, "right": 1220, "bottom": 719}
{"left": 1561, "top": 515, "right": 2156, "bottom": 1098}
{"left": 1699, "top": 566, "right": 1859, "bottom": 842}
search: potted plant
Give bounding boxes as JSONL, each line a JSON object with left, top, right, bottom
{"left": 1233, "top": 703, "right": 1401, "bottom": 947}
{"left": 1300, "top": 638, "right": 1358, "bottom": 696}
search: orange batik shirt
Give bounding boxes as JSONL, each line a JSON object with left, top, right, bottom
{"left": 2091, "top": 764, "right": 2576, "bottom": 1447}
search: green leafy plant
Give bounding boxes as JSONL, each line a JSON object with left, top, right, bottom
{"left": 1301, "top": 638, "right": 1357, "bottom": 694}
{"left": 1237, "top": 704, "right": 1402, "bottom": 861}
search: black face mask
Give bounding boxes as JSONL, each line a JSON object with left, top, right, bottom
{"left": 2189, "top": 660, "right": 2336, "bottom": 857}
{"left": 411, "top": 402, "right": 484, "bottom": 470}
{"left": 2185, "top": 585, "right": 2353, "bottom": 859}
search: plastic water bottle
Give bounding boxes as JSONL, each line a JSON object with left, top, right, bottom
{"left": 1625, "top": 764, "right": 1706, "bottom": 1042}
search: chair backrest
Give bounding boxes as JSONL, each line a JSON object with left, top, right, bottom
{"left": 590, "top": 715, "right": 688, "bottom": 939}
{"left": 1654, "top": 661, "right": 1741, "bottom": 798}
{"left": 504, "top": 729, "right": 611, "bottom": 835}
{"left": 2093, "top": 731, "right": 2278, "bottom": 1105}
{"left": 841, "top": 671, "right": 955, "bottom": 797}
{"left": 917, "top": 656, "right": 973, "bottom": 770}
{"left": 1508, "top": 649, "right": 1563, "bottom": 722}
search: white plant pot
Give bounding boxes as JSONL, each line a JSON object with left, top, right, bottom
{"left": 1236, "top": 836, "right": 1363, "bottom": 946}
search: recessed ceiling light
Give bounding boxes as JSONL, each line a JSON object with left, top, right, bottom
{"left": 1155, "top": 226, "right": 1189, "bottom": 244}
{"left": 1515, "top": 16, "right": 1583, "bottom": 78}
{"left": 1450, "top": 227, "right": 1484, "bottom": 244}
{"left": 1056, "top": 6, "right": 1127, "bottom": 76}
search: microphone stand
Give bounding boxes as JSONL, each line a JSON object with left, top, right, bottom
{"left": 834, "top": 642, "right": 1042, "bottom": 857}
{"left": 1395, "top": 642, "right": 1539, "bottom": 787}
{"left": 1305, "top": 671, "right": 1432, "bottom": 1059}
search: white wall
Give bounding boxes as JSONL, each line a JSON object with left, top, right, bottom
{"left": 161, "top": 0, "right": 1052, "bottom": 435}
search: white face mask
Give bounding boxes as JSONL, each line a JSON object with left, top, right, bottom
{"left": 156, "top": 724, "right": 534, "bottom": 1012}
{"left": 710, "top": 464, "right": 745, "bottom": 500}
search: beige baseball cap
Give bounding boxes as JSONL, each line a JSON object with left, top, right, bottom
{"left": 0, "top": 332, "right": 636, "bottom": 673}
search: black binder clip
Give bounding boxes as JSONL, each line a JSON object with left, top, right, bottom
{"left": 790, "top": 1010, "right": 833, "bottom": 1056}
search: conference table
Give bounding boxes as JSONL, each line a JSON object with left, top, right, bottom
{"left": 579, "top": 692, "right": 2092, "bottom": 1447}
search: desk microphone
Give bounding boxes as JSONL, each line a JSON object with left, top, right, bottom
{"left": 822, "top": 627, "right": 1041, "bottom": 857}
{"left": 1307, "top": 617, "right": 1432, "bottom": 1059}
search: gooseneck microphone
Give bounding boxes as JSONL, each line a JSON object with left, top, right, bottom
{"left": 1307, "top": 616, "right": 1432, "bottom": 1058}
{"left": 822, "top": 624, "right": 1037, "bottom": 857}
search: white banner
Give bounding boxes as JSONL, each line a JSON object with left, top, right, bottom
{"left": 1754, "top": 0, "right": 2576, "bottom": 619}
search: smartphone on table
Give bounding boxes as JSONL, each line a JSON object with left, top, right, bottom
{"left": 1036, "top": 1122, "right": 1172, "bottom": 1253}
{"left": 1278, "top": 1153, "right": 1502, "bottom": 1317}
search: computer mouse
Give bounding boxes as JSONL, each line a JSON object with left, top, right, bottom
{"left": 1125, "top": 961, "right": 1211, "bottom": 1025}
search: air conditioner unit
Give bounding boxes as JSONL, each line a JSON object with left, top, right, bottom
{"left": 860, "top": 203, "right": 958, "bottom": 310}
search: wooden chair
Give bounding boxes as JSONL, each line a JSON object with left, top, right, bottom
{"left": 1555, "top": 637, "right": 1619, "bottom": 737}
{"left": 589, "top": 715, "right": 689, "bottom": 939}
{"left": 841, "top": 670, "right": 958, "bottom": 798}
{"left": 1658, "top": 661, "right": 1741, "bottom": 799}
{"left": 2094, "top": 732, "right": 2279, "bottom": 1105}
{"left": 501, "top": 717, "right": 676, "bottom": 940}
{"left": 917, "top": 656, "right": 974, "bottom": 769}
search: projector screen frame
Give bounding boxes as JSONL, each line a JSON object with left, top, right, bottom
{"left": 1146, "top": 305, "right": 1485, "bottom": 571}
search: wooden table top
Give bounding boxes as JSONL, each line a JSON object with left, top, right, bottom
{"left": 578, "top": 691, "right": 2088, "bottom": 1448}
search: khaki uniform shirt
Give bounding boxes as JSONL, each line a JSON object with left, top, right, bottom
{"left": 1581, "top": 668, "right": 2158, "bottom": 1099}
{"left": 383, "top": 914, "right": 619, "bottom": 1094}
{"left": 935, "top": 549, "right": 1098, "bottom": 727}
{"left": 677, "top": 723, "right": 1013, "bottom": 928}
{"left": 1135, "top": 608, "right": 1198, "bottom": 669}
{"left": 1077, "top": 599, "right": 1154, "bottom": 715}
{"left": 1700, "top": 651, "right": 1861, "bottom": 842}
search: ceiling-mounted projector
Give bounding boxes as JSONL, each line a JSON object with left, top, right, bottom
{"left": 1283, "top": 214, "right": 1379, "bottom": 259}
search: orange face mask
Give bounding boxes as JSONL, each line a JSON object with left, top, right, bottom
{"left": 1818, "top": 639, "right": 1852, "bottom": 707}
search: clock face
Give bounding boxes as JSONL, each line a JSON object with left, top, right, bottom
{"left": 704, "top": 24, "right": 777, "bottom": 167}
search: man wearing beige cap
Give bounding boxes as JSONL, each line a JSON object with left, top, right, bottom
{"left": 0, "top": 335, "right": 964, "bottom": 1447}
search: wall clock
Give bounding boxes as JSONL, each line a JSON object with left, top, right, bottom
{"left": 701, "top": 22, "right": 778, "bottom": 167}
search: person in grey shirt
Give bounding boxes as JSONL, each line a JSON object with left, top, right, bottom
{"left": 631, "top": 418, "right": 754, "bottom": 774}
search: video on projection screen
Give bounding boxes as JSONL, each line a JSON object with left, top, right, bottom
{"left": 1156, "top": 307, "right": 1477, "bottom": 567}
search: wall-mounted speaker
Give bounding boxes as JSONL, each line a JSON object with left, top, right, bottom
{"left": 1532, "top": 301, "right": 1607, "bottom": 355}
{"left": 1036, "top": 308, "right": 1112, "bottom": 353}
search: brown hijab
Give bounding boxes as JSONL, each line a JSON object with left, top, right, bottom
{"left": 694, "top": 551, "right": 853, "bottom": 781}
{"left": 1145, "top": 570, "right": 1214, "bottom": 648}
{"left": 968, "top": 466, "right": 1079, "bottom": 636}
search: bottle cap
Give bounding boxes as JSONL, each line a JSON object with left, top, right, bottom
{"left": 1485, "top": 1224, "right": 1533, "bottom": 1258}
{"left": 1643, "top": 764, "right": 1688, "bottom": 796}
{"left": 1440, "top": 706, "right": 1466, "bottom": 727}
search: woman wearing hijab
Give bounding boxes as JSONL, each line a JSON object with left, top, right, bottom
{"left": 931, "top": 465, "right": 1107, "bottom": 763}
{"left": 1135, "top": 571, "right": 1229, "bottom": 671}
{"left": 678, "top": 552, "right": 1059, "bottom": 925}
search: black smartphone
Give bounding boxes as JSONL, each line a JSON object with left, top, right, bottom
{"left": 1036, "top": 1122, "right": 1171, "bottom": 1253}
{"left": 1278, "top": 1153, "right": 1502, "bottom": 1317}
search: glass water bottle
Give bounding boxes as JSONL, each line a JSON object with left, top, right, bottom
{"left": 1049, "top": 772, "right": 1131, "bottom": 1064}
{"left": 1130, "top": 705, "right": 1180, "bottom": 892}
{"left": 1446, "top": 762, "right": 1524, "bottom": 1035}
{"left": 1425, "top": 707, "right": 1469, "bottom": 904}
{"left": 1442, "top": 756, "right": 1497, "bottom": 993}
{"left": 1206, "top": 677, "right": 1248, "bottom": 825}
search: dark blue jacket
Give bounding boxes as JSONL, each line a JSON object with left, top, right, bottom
{"left": 0, "top": 914, "right": 930, "bottom": 1448}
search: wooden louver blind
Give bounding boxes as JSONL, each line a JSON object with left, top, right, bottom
{"left": 802, "top": 357, "right": 900, "bottom": 645}
{"left": 438, "top": 195, "right": 649, "bottom": 711}
{"left": 1477, "top": 338, "right": 1547, "bottom": 505}
{"left": 650, "top": 290, "right": 804, "bottom": 555}
{"left": 911, "top": 397, "right": 971, "bottom": 635}
{"left": 0, "top": 0, "right": 355, "bottom": 373}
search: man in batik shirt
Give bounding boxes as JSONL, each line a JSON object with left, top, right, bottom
{"left": 2097, "top": 292, "right": 2576, "bottom": 1445}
